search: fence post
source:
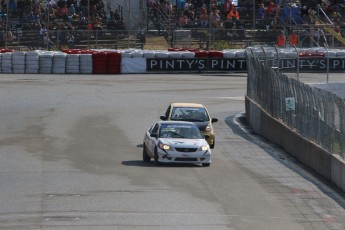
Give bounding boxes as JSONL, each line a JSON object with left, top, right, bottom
{"left": 324, "top": 43, "right": 329, "bottom": 83}
{"left": 293, "top": 45, "right": 299, "bottom": 81}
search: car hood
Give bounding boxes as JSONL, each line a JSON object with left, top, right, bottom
{"left": 159, "top": 138, "right": 208, "bottom": 147}
{"left": 193, "top": 121, "right": 209, "bottom": 131}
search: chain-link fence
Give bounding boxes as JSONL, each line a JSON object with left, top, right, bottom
{"left": 2, "top": 26, "right": 345, "bottom": 51}
{"left": 246, "top": 48, "right": 345, "bottom": 158}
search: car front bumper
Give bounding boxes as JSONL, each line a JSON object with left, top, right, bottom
{"left": 156, "top": 149, "right": 211, "bottom": 164}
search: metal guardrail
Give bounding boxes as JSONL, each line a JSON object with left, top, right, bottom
{"left": 246, "top": 47, "right": 345, "bottom": 158}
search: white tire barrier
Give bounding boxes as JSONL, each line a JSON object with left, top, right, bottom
{"left": 52, "top": 53, "right": 67, "bottom": 74}
{"left": 66, "top": 54, "right": 80, "bottom": 74}
{"left": 80, "top": 54, "right": 93, "bottom": 74}
{"left": 39, "top": 51, "right": 54, "bottom": 74}
{"left": 25, "top": 52, "right": 39, "bottom": 74}
{"left": 1, "top": 52, "right": 13, "bottom": 74}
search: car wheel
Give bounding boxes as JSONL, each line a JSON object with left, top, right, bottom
{"left": 202, "top": 163, "right": 210, "bottom": 167}
{"left": 154, "top": 149, "right": 160, "bottom": 166}
{"left": 143, "top": 144, "right": 151, "bottom": 162}
{"left": 210, "top": 138, "right": 215, "bottom": 149}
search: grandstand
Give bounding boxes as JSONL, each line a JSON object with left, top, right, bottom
{"left": 0, "top": 0, "right": 344, "bottom": 50}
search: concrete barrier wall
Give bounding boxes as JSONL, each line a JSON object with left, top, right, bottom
{"left": 245, "top": 96, "right": 345, "bottom": 188}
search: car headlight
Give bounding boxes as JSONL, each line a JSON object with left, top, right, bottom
{"left": 204, "top": 124, "right": 212, "bottom": 132}
{"left": 199, "top": 145, "right": 209, "bottom": 151}
{"left": 159, "top": 143, "right": 172, "bottom": 150}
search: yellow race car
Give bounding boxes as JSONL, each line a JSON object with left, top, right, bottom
{"left": 160, "top": 103, "right": 218, "bottom": 149}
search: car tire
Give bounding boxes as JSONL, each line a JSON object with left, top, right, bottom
{"left": 202, "top": 163, "right": 210, "bottom": 167}
{"left": 143, "top": 144, "right": 151, "bottom": 162}
{"left": 210, "top": 138, "right": 215, "bottom": 149}
{"left": 154, "top": 149, "right": 160, "bottom": 166}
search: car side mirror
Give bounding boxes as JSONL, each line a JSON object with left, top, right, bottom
{"left": 160, "top": 115, "right": 167, "bottom": 121}
{"left": 204, "top": 134, "right": 210, "bottom": 139}
{"left": 150, "top": 133, "right": 158, "bottom": 138}
{"left": 211, "top": 118, "right": 219, "bottom": 123}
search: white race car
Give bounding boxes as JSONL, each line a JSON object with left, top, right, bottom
{"left": 143, "top": 121, "right": 211, "bottom": 167}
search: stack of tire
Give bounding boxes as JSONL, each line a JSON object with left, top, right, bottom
{"left": 92, "top": 52, "right": 108, "bottom": 74}
{"left": 107, "top": 51, "right": 121, "bottom": 74}
{"left": 66, "top": 53, "right": 80, "bottom": 74}
{"left": 39, "top": 51, "right": 54, "bottom": 74}
{"left": 12, "top": 52, "right": 26, "bottom": 74}
{"left": 52, "top": 52, "right": 67, "bottom": 74}
{"left": 194, "top": 50, "right": 209, "bottom": 58}
{"left": 25, "top": 52, "right": 40, "bottom": 74}
{"left": 1, "top": 52, "right": 13, "bottom": 73}
{"left": 80, "top": 53, "right": 93, "bottom": 74}
{"left": 209, "top": 50, "right": 223, "bottom": 58}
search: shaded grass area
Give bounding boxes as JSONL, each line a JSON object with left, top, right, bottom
{"left": 144, "top": 36, "right": 170, "bottom": 50}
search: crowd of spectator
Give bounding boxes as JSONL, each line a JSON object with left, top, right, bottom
{"left": 0, "top": 0, "right": 126, "bottom": 47}
{"left": 148, "top": 0, "right": 345, "bottom": 43}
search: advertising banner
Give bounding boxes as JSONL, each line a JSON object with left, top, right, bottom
{"left": 147, "top": 58, "right": 247, "bottom": 71}
{"left": 147, "top": 57, "right": 345, "bottom": 72}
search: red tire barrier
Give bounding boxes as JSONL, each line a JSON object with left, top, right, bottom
{"left": 0, "top": 49, "right": 14, "bottom": 53}
{"left": 194, "top": 50, "right": 209, "bottom": 58}
{"left": 107, "top": 52, "right": 121, "bottom": 74}
{"left": 209, "top": 50, "right": 223, "bottom": 58}
{"left": 92, "top": 52, "right": 108, "bottom": 74}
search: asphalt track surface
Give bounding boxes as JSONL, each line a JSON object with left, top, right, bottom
{"left": 0, "top": 73, "right": 345, "bottom": 230}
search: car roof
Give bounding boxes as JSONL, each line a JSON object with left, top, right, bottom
{"left": 170, "top": 103, "right": 205, "bottom": 108}
{"left": 157, "top": 120, "right": 197, "bottom": 126}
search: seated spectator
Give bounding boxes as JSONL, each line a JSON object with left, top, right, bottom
{"left": 3, "top": 29, "right": 14, "bottom": 42}
{"left": 92, "top": 15, "right": 103, "bottom": 30}
{"left": 78, "top": 16, "right": 87, "bottom": 29}
{"left": 49, "top": 0, "right": 57, "bottom": 9}
{"left": 59, "top": 5, "right": 68, "bottom": 20}
{"left": 184, "top": 0, "right": 193, "bottom": 11}
{"left": 223, "top": 0, "right": 235, "bottom": 18}
{"left": 178, "top": 13, "right": 188, "bottom": 27}
{"left": 25, "top": 10, "right": 35, "bottom": 22}
{"left": 211, "top": 10, "right": 222, "bottom": 28}
{"left": 289, "top": 30, "right": 298, "bottom": 46}
{"left": 113, "top": 9, "right": 121, "bottom": 21}
{"left": 257, "top": 3, "right": 265, "bottom": 21}
{"left": 227, "top": 7, "right": 239, "bottom": 20}
{"left": 210, "top": 0, "right": 219, "bottom": 11}
{"left": 199, "top": 6, "right": 209, "bottom": 28}
{"left": 163, "top": 0, "right": 173, "bottom": 15}
{"left": 265, "top": 2, "right": 276, "bottom": 18}
{"left": 68, "top": 3, "right": 75, "bottom": 15}
{"left": 276, "top": 30, "right": 286, "bottom": 47}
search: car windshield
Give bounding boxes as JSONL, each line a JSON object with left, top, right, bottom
{"left": 170, "top": 107, "right": 209, "bottom": 122}
{"left": 159, "top": 124, "right": 203, "bottom": 139}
